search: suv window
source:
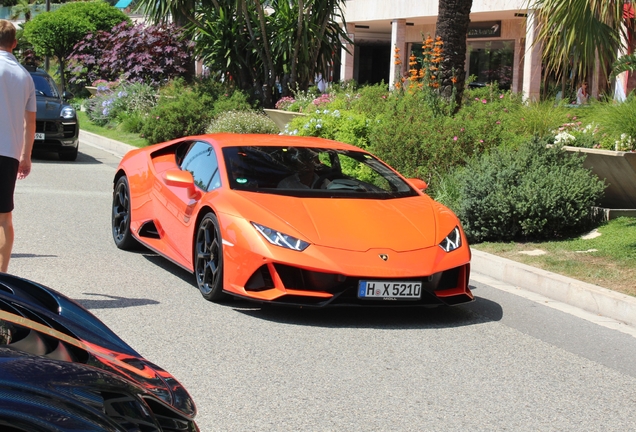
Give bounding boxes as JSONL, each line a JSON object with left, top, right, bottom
{"left": 31, "top": 74, "right": 60, "bottom": 98}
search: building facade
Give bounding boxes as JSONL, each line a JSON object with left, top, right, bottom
{"left": 340, "top": 0, "right": 544, "bottom": 101}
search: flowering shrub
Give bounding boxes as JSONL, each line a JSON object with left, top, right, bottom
{"left": 286, "top": 108, "right": 370, "bottom": 149}
{"left": 85, "top": 81, "right": 156, "bottom": 129}
{"left": 554, "top": 131, "right": 576, "bottom": 145}
{"left": 70, "top": 21, "right": 194, "bottom": 89}
{"left": 275, "top": 96, "right": 296, "bottom": 110}
{"left": 312, "top": 93, "right": 332, "bottom": 107}
{"left": 92, "top": 79, "right": 119, "bottom": 92}
{"left": 208, "top": 111, "right": 278, "bottom": 134}
{"left": 551, "top": 119, "right": 599, "bottom": 148}
{"left": 615, "top": 133, "right": 636, "bottom": 151}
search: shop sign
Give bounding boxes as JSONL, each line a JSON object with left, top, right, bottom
{"left": 467, "top": 21, "right": 501, "bottom": 38}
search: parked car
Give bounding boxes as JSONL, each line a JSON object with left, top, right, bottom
{"left": 0, "top": 273, "right": 199, "bottom": 431}
{"left": 27, "top": 67, "right": 80, "bottom": 161}
{"left": 112, "top": 134, "right": 473, "bottom": 308}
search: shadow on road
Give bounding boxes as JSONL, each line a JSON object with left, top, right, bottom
{"left": 76, "top": 293, "right": 160, "bottom": 310}
{"left": 32, "top": 150, "right": 102, "bottom": 165}
{"left": 137, "top": 249, "right": 504, "bottom": 329}
{"left": 231, "top": 291, "right": 503, "bottom": 329}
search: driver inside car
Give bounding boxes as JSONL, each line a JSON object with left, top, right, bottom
{"left": 278, "top": 148, "right": 330, "bottom": 189}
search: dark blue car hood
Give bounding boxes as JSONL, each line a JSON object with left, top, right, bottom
{"left": 0, "top": 273, "right": 198, "bottom": 431}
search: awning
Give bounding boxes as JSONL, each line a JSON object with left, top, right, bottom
{"left": 114, "top": 0, "right": 133, "bottom": 9}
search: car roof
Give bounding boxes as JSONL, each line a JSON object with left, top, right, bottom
{"left": 24, "top": 65, "right": 49, "bottom": 77}
{"left": 195, "top": 133, "right": 365, "bottom": 152}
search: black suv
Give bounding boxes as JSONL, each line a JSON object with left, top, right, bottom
{"left": 27, "top": 67, "right": 79, "bottom": 161}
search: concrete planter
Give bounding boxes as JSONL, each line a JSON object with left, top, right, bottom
{"left": 263, "top": 109, "right": 306, "bottom": 132}
{"left": 563, "top": 146, "right": 636, "bottom": 212}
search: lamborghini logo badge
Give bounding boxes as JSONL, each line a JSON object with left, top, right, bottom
{"left": 379, "top": 254, "right": 388, "bottom": 261}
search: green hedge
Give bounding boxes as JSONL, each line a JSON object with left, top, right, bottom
{"left": 455, "top": 138, "right": 606, "bottom": 242}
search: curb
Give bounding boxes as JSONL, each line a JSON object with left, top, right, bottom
{"left": 471, "top": 249, "right": 636, "bottom": 327}
{"left": 79, "top": 130, "right": 636, "bottom": 328}
{"left": 79, "top": 130, "right": 137, "bottom": 157}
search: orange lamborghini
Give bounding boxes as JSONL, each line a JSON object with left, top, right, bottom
{"left": 112, "top": 134, "right": 473, "bottom": 307}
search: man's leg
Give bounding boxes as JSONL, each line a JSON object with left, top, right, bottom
{"left": 0, "top": 212, "right": 13, "bottom": 273}
{"left": 0, "top": 156, "right": 19, "bottom": 273}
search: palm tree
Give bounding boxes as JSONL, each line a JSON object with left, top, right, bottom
{"left": 435, "top": 0, "right": 474, "bottom": 111}
{"left": 10, "top": 0, "right": 39, "bottom": 22}
{"left": 137, "top": 0, "right": 348, "bottom": 107}
{"left": 529, "top": 0, "right": 635, "bottom": 93}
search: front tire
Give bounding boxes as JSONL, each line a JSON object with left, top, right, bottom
{"left": 194, "top": 213, "right": 227, "bottom": 301}
{"left": 112, "top": 176, "right": 139, "bottom": 250}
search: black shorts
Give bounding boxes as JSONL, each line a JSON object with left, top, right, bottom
{"left": 0, "top": 156, "right": 19, "bottom": 213}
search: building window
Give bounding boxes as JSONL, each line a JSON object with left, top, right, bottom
{"left": 467, "top": 40, "right": 514, "bottom": 90}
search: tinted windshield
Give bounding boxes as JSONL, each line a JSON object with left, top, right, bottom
{"left": 222, "top": 146, "right": 417, "bottom": 199}
{"left": 31, "top": 74, "right": 60, "bottom": 98}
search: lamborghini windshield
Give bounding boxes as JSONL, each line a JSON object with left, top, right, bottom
{"left": 222, "top": 146, "right": 418, "bottom": 198}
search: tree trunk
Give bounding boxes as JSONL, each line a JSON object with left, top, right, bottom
{"left": 435, "top": 0, "right": 473, "bottom": 111}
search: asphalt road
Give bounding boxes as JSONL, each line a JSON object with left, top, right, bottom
{"left": 8, "top": 144, "right": 636, "bottom": 431}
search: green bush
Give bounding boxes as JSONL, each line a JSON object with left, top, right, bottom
{"left": 286, "top": 109, "right": 371, "bottom": 149}
{"left": 208, "top": 111, "right": 278, "bottom": 134}
{"left": 141, "top": 89, "right": 211, "bottom": 144}
{"left": 455, "top": 138, "right": 606, "bottom": 242}
{"left": 212, "top": 91, "right": 253, "bottom": 117}
{"left": 593, "top": 95, "right": 636, "bottom": 150}
{"left": 367, "top": 90, "right": 505, "bottom": 183}
{"left": 506, "top": 100, "right": 570, "bottom": 139}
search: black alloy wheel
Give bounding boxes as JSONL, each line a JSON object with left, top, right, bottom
{"left": 194, "top": 213, "right": 227, "bottom": 301}
{"left": 112, "top": 176, "right": 138, "bottom": 250}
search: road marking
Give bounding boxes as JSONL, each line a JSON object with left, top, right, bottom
{"left": 471, "top": 272, "right": 636, "bottom": 339}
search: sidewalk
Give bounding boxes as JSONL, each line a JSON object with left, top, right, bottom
{"left": 79, "top": 130, "right": 636, "bottom": 328}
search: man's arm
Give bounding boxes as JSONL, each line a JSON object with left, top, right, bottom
{"left": 18, "top": 110, "right": 36, "bottom": 180}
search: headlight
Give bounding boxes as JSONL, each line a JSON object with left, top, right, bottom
{"left": 439, "top": 226, "right": 462, "bottom": 252}
{"left": 251, "top": 222, "right": 309, "bottom": 251}
{"left": 60, "top": 106, "right": 75, "bottom": 119}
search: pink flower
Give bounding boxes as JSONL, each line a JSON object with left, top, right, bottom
{"left": 482, "top": 99, "right": 487, "bottom": 104}
{"left": 453, "top": 136, "right": 458, "bottom": 141}
{"left": 475, "top": 97, "right": 480, "bottom": 101}
{"left": 496, "top": 121, "right": 501, "bottom": 124}
{"left": 499, "top": 94, "right": 504, "bottom": 99}
{"left": 480, "top": 140, "right": 484, "bottom": 143}
{"left": 460, "top": 128, "right": 465, "bottom": 132}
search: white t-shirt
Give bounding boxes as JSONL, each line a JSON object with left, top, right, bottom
{"left": 0, "top": 51, "right": 36, "bottom": 161}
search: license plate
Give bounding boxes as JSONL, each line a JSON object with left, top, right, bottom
{"left": 358, "top": 280, "right": 422, "bottom": 299}
{"left": 35, "top": 133, "right": 45, "bottom": 140}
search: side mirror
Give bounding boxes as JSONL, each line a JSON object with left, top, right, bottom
{"left": 407, "top": 178, "right": 428, "bottom": 191}
{"left": 164, "top": 169, "right": 201, "bottom": 199}
{"left": 62, "top": 91, "right": 74, "bottom": 101}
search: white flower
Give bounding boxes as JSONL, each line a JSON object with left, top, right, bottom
{"left": 554, "top": 131, "right": 576, "bottom": 145}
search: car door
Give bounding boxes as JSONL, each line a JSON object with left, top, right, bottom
{"left": 155, "top": 140, "right": 222, "bottom": 267}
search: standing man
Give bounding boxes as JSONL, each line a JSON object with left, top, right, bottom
{"left": 0, "top": 19, "right": 36, "bottom": 273}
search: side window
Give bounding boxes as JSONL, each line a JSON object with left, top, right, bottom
{"left": 180, "top": 141, "right": 221, "bottom": 192}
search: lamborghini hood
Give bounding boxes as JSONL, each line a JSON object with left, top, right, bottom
{"left": 236, "top": 193, "right": 437, "bottom": 252}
